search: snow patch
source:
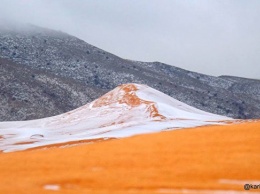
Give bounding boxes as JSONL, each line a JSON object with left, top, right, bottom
{"left": 44, "top": 184, "right": 60, "bottom": 191}
{"left": 0, "top": 84, "right": 233, "bottom": 152}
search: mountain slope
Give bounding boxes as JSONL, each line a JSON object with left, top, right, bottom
{"left": 0, "top": 84, "right": 231, "bottom": 152}
{"left": 0, "top": 23, "right": 260, "bottom": 120}
{"left": 0, "top": 57, "right": 104, "bottom": 121}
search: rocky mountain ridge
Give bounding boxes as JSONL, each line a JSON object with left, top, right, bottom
{"left": 0, "top": 23, "right": 259, "bottom": 121}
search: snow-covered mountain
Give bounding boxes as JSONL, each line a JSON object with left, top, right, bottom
{"left": 0, "top": 84, "right": 231, "bottom": 152}
{"left": 1, "top": 23, "right": 260, "bottom": 121}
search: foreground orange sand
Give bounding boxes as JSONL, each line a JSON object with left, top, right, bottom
{"left": 0, "top": 121, "right": 259, "bottom": 194}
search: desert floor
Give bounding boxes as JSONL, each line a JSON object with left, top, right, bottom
{"left": 0, "top": 120, "right": 259, "bottom": 194}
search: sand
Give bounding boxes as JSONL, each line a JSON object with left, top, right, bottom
{"left": 0, "top": 120, "right": 259, "bottom": 194}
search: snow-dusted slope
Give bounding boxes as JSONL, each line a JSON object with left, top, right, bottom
{"left": 0, "top": 84, "right": 232, "bottom": 152}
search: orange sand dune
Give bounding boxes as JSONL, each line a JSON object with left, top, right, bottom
{"left": 0, "top": 121, "right": 259, "bottom": 194}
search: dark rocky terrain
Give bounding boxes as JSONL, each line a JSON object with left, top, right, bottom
{"left": 0, "top": 23, "right": 260, "bottom": 121}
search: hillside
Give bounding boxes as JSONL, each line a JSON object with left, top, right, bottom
{"left": 0, "top": 23, "right": 260, "bottom": 120}
{"left": 0, "top": 84, "right": 230, "bottom": 152}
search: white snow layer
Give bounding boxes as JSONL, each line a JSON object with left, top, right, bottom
{"left": 0, "top": 84, "right": 232, "bottom": 152}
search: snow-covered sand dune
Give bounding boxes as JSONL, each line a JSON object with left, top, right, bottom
{"left": 0, "top": 84, "right": 232, "bottom": 152}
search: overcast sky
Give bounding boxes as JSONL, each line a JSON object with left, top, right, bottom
{"left": 0, "top": 0, "right": 259, "bottom": 79}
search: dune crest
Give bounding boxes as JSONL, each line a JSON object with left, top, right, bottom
{"left": 93, "top": 84, "right": 165, "bottom": 120}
